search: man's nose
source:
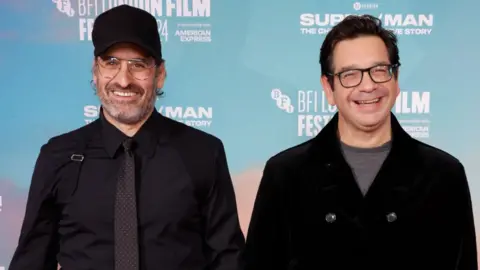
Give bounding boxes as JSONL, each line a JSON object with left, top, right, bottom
{"left": 112, "top": 63, "right": 134, "bottom": 88}
{"left": 359, "top": 72, "right": 377, "bottom": 92}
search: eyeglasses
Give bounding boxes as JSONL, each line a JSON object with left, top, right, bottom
{"left": 96, "top": 56, "right": 156, "bottom": 81}
{"left": 330, "top": 63, "right": 400, "bottom": 88}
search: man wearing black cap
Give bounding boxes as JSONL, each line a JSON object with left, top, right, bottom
{"left": 9, "top": 5, "right": 245, "bottom": 270}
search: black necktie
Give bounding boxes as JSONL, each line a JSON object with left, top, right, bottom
{"left": 114, "top": 138, "right": 139, "bottom": 270}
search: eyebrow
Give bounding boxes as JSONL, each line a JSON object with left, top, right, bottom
{"left": 337, "top": 61, "right": 391, "bottom": 73}
{"left": 102, "top": 55, "right": 149, "bottom": 62}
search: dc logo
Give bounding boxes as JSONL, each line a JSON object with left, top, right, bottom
{"left": 353, "top": 2, "right": 378, "bottom": 11}
{"left": 271, "top": 89, "right": 294, "bottom": 113}
{"left": 53, "top": 0, "right": 75, "bottom": 17}
{"left": 353, "top": 2, "right": 361, "bottom": 10}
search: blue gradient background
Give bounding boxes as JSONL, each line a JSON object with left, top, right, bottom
{"left": 1, "top": 0, "right": 479, "bottom": 267}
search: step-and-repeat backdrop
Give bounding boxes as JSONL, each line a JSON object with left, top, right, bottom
{"left": 1, "top": 0, "right": 479, "bottom": 267}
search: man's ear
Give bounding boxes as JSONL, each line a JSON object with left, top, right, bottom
{"left": 155, "top": 63, "right": 166, "bottom": 89}
{"left": 92, "top": 60, "right": 98, "bottom": 87}
{"left": 321, "top": 75, "right": 336, "bottom": 106}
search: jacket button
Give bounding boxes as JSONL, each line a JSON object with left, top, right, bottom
{"left": 325, "top": 213, "right": 336, "bottom": 223}
{"left": 386, "top": 212, "right": 397, "bottom": 222}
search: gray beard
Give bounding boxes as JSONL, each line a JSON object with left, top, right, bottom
{"left": 100, "top": 96, "right": 156, "bottom": 125}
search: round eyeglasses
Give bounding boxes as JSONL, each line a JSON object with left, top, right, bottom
{"left": 96, "top": 56, "right": 157, "bottom": 81}
{"left": 330, "top": 63, "right": 400, "bottom": 88}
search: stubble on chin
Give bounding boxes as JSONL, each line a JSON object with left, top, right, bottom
{"left": 98, "top": 89, "right": 156, "bottom": 125}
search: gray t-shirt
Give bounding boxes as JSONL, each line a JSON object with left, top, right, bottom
{"left": 340, "top": 140, "right": 392, "bottom": 196}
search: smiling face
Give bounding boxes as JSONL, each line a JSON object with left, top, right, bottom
{"left": 321, "top": 35, "right": 400, "bottom": 132}
{"left": 93, "top": 43, "right": 165, "bottom": 126}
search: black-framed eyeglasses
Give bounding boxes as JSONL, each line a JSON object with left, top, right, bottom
{"left": 329, "top": 63, "right": 400, "bottom": 88}
{"left": 96, "top": 56, "right": 157, "bottom": 81}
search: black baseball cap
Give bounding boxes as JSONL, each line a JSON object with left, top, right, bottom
{"left": 92, "top": 4, "right": 162, "bottom": 63}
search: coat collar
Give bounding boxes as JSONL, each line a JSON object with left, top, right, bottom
{"left": 303, "top": 112, "right": 423, "bottom": 215}
{"left": 308, "top": 112, "right": 416, "bottom": 165}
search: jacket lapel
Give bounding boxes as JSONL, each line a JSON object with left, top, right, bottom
{"left": 302, "top": 112, "right": 422, "bottom": 221}
{"left": 301, "top": 113, "right": 364, "bottom": 220}
{"left": 362, "top": 114, "right": 423, "bottom": 216}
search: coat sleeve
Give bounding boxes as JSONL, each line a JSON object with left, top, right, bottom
{"left": 455, "top": 163, "right": 477, "bottom": 270}
{"left": 202, "top": 141, "right": 246, "bottom": 270}
{"left": 244, "top": 159, "right": 290, "bottom": 270}
{"left": 9, "top": 143, "right": 60, "bottom": 270}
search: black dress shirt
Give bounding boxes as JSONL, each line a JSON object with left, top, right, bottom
{"left": 9, "top": 108, "right": 245, "bottom": 270}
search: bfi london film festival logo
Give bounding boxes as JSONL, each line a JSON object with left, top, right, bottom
{"left": 271, "top": 88, "right": 431, "bottom": 138}
{"left": 83, "top": 105, "right": 214, "bottom": 128}
{"left": 299, "top": 2, "right": 434, "bottom": 36}
{"left": 52, "top": 0, "right": 212, "bottom": 43}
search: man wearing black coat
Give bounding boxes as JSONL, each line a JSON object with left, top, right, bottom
{"left": 244, "top": 14, "right": 477, "bottom": 270}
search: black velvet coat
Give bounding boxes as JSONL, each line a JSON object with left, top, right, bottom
{"left": 244, "top": 113, "right": 477, "bottom": 270}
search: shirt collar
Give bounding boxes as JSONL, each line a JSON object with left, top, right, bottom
{"left": 100, "top": 107, "right": 161, "bottom": 158}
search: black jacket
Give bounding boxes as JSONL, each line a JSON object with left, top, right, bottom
{"left": 244, "top": 113, "right": 477, "bottom": 270}
{"left": 9, "top": 109, "right": 245, "bottom": 270}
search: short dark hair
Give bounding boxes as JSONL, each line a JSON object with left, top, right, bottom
{"left": 319, "top": 14, "right": 400, "bottom": 78}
